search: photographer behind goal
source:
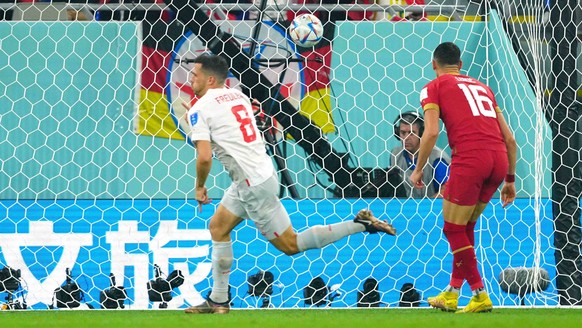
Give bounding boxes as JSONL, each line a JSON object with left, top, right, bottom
{"left": 390, "top": 111, "right": 450, "bottom": 198}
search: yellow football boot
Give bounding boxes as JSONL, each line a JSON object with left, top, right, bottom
{"left": 427, "top": 291, "right": 458, "bottom": 312}
{"left": 456, "top": 292, "right": 493, "bottom": 313}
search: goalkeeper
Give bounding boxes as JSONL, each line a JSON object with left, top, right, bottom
{"left": 409, "top": 42, "right": 517, "bottom": 313}
{"left": 183, "top": 54, "right": 396, "bottom": 314}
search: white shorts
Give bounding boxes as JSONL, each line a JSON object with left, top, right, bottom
{"left": 220, "top": 174, "right": 291, "bottom": 240}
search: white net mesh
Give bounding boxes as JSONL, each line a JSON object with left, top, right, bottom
{"left": 0, "top": 0, "right": 580, "bottom": 309}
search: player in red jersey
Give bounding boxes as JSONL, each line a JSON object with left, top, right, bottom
{"left": 409, "top": 42, "right": 517, "bottom": 313}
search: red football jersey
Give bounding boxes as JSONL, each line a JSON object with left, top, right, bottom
{"left": 420, "top": 74, "right": 507, "bottom": 154}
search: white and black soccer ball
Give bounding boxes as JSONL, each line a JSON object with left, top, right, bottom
{"left": 289, "top": 13, "right": 324, "bottom": 48}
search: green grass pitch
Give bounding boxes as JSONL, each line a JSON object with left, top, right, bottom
{"left": 1, "top": 308, "right": 582, "bottom": 328}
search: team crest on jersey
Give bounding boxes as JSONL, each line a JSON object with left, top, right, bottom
{"left": 189, "top": 112, "right": 198, "bottom": 126}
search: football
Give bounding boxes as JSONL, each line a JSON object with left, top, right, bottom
{"left": 289, "top": 13, "right": 324, "bottom": 48}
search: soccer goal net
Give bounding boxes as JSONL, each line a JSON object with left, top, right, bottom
{"left": 0, "top": 0, "right": 580, "bottom": 309}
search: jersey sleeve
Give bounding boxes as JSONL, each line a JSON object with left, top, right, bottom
{"left": 188, "top": 107, "right": 211, "bottom": 142}
{"left": 420, "top": 81, "right": 440, "bottom": 112}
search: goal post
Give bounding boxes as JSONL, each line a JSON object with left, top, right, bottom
{"left": 546, "top": 0, "right": 582, "bottom": 306}
{"left": 0, "top": 0, "right": 580, "bottom": 309}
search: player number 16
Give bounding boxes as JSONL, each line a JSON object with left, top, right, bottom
{"left": 457, "top": 83, "right": 496, "bottom": 118}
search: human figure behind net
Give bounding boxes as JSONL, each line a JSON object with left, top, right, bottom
{"left": 409, "top": 42, "right": 517, "bottom": 313}
{"left": 183, "top": 53, "right": 397, "bottom": 314}
{"left": 390, "top": 111, "right": 450, "bottom": 198}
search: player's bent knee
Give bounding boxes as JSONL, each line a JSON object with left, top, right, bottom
{"left": 267, "top": 226, "right": 300, "bottom": 255}
{"left": 208, "top": 221, "right": 230, "bottom": 241}
{"left": 270, "top": 235, "right": 300, "bottom": 255}
{"left": 279, "top": 247, "right": 299, "bottom": 256}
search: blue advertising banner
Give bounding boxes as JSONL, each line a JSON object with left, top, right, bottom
{"left": 0, "top": 198, "right": 557, "bottom": 309}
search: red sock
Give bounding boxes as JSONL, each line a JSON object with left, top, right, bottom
{"left": 466, "top": 221, "right": 476, "bottom": 246}
{"left": 449, "top": 270, "right": 464, "bottom": 289}
{"left": 463, "top": 221, "right": 484, "bottom": 290}
{"left": 443, "top": 222, "right": 468, "bottom": 289}
{"left": 443, "top": 222, "right": 485, "bottom": 290}
{"left": 455, "top": 248, "right": 484, "bottom": 290}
